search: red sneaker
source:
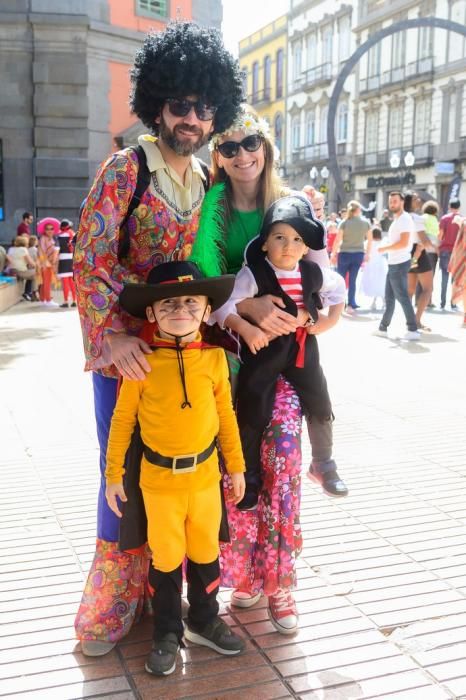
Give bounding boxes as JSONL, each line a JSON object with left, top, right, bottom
{"left": 268, "top": 589, "right": 298, "bottom": 634}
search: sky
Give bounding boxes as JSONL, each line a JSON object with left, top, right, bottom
{"left": 221, "top": 0, "right": 289, "bottom": 56}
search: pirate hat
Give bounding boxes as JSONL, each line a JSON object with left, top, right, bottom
{"left": 245, "top": 193, "right": 326, "bottom": 265}
{"left": 119, "top": 261, "right": 235, "bottom": 319}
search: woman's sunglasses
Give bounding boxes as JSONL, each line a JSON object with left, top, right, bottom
{"left": 165, "top": 98, "right": 217, "bottom": 121}
{"left": 216, "top": 134, "right": 263, "bottom": 159}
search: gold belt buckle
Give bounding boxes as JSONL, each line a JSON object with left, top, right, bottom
{"left": 172, "top": 453, "right": 198, "bottom": 474}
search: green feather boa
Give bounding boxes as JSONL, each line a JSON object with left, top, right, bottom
{"left": 189, "top": 182, "right": 226, "bottom": 277}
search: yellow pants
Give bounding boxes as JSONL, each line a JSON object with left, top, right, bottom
{"left": 142, "top": 480, "right": 222, "bottom": 572}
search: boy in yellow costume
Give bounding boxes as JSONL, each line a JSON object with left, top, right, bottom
{"left": 105, "top": 261, "right": 246, "bottom": 676}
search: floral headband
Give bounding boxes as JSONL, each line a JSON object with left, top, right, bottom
{"left": 209, "top": 110, "right": 271, "bottom": 151}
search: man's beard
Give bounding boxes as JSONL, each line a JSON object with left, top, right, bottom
{"left": 159, "top": 114, "right": 209, "bottom": 156}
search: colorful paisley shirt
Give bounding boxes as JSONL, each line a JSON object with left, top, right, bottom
{"left": 74, "top": 135, "right": 207, "bottom": 378}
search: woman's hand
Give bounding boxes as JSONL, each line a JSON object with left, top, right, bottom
{"left": 236, "top": 295, "right": 298, "bottom": 336}
{"left": 106, "top": 333, "right": 152, "bottom": 380}
{"left": 105, "top": 482, "right": 127, "bottom": 517}
{"left": 229, "top": 472, "right": 246, "bottom": 504}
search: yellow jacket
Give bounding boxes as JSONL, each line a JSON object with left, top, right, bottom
{"left": 105, "top": 334, "right": 245, "bottom": 493}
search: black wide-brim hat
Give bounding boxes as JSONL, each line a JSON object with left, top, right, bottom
{"left": 246, "top": 192, "right": 326, "bottom": 266}
{"left": 119, "top": 261, "right": 235, "bottom": 319}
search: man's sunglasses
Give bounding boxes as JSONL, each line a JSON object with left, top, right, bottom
{"left": 216, "top": 134, "right": 263, "bottom": 159}
{"left": 165, "top": 98, "right": 217, "bottom": 121}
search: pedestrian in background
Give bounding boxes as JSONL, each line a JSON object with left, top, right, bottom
{"left": 439, "top": 199, "right": 461, "bottom": 310}
{"left": 28, "top": 235, "right": 40, "bottom": 301}
{"left": 360, "top": 226, "right": 387, "bottom": 311}
{"left": 448, "top": 217, "right": 466, "bottom": 327}
{"left": 37, "top": 217, "right": 60, "bottom": 306}
{"left": 5, "top": 235, "right": 37, "bottom": 301}
{"left": 57, "top": 219, "right": 77, "bottom": 308}
{"left": 379, "top": 208, "right": 392, "bottom": 233}
{"left": 405, "top": 192, "right": 433, "bottom": 332}
{"left": 422, "top": 200, "right": 440, "bottom": 308}
{"left": 331, "top": 199, "right": 372, "bottom": 313}
{"left": 17, "top": 211, "right": 33, "bottom": 238}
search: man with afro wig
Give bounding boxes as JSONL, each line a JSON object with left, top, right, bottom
{"left": 73, "top": 21, "right": 243, "bottom": 658}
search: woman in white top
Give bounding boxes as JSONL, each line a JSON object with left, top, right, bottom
{"left": 6, "top": 235, "right": 37, "bottom": 300}
{"left": 405, "top": 192, "right": 434, "bottom": 330}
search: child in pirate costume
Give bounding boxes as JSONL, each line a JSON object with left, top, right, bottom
{"left": 105, "top": 260, "right": 246, "bottom": 676}
{"left": 213, "top": 194, "right": 346, "bottom": 510}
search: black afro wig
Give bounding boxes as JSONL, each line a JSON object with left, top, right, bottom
{"left": 130, "top": 21, "right": 244, "bottom": 136}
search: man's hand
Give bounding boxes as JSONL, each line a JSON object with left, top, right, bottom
{"left": 237, "top": 295, "right": 298, "bottom": 336}
{"left": 105, "top": 482, "right": 127, "bottom": 518}
{"left": 241, "top": 324, "right": 269, "bottom": 355}
{"left": 106, "top": 333, "right": 152, "bottom": 380}
{"left": 229, "top": 472, "right": 246, "bottom": 504}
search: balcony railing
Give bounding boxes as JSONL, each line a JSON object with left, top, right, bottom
{"left": 291, "top": 142, "right": 329, "bottom": 164}
{"left": 250, "top": 88, "right": 271, "bottom": 106}
{"left": 292, "top": 62, "right": 332, "bottom": 93}
{"left": 354, "top": 143, "right": 434, "bottom": 171}
{"left": 360, "top": 57, "right": 434, "bottom": 94}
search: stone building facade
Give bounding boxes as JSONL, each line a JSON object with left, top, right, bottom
{"left": 352, "top": 0, "right": 466, "bottom": 214}
{"left": 0, "top": 0, "right": 221, "bottom": 242}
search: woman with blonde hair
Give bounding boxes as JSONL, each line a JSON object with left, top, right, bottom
{"left": 6, "top": 235, "right": 37, "bottom": 301}
{"left": 190, "top": 105, "right": 346, "bottom": 635}
{"left": 331, "top": 199, "right": 372, "bottom": 312}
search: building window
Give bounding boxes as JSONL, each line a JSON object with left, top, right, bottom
{"left": 337, "top": 103, "right": 349, "bottom": 142}
{"left": 418, "top": 26, "right": 432, "bottom": 60}
{"left": 392, "top": 30, "right": 405, "bottom": 69}
{"left": 252, "top": 61, "right": 259, "bottom": 102}
{"left": 338, "top": 15, "right": 351, "bottom": 62}
{"left": 136, "top": 0, "right": 168, "bottom": 18}
{"left": 274, "top": 113, "right": 283, "bottom": 153}
{"left": 276, "top": 48, "right": 284, "bottom": 98}
{"left": 293, "top": 42, "right": 302, "bottom": 81}
{"left": 322, "top": 27, "right": 333, "bottom": 65}
{"left": 320, "top": 106, "right": 328, "bottom": 143}
{"left": 448, "top": 1, "right": 466, "bottom": 63}
{"left": 241, "top": 67, "right": 248, "bottom": 100}
{"left": 388, "top": 104, "right": 403, "bottom": 149}
{"left": 264, "top": 55, "right": 271, "bottom": 100}
{"left": 291, "top": 115, "right": 301, "bottom": 151}
{"left": 415, "top": 97, "right": 431, "bottom": 144}
{"left": 365, "top": 111, "right": 378, "bottom": 153}
{"left": 306, "top": 33, "right": 317, "bottom": 69}
{"left": 442, "top": 86, "right": 462, "bottom": 143}
{"left": 368, "top": 40, "right": 381, "bottom": 76}
{"left": 305, "top": 110, "right": 316, "bottom": 145}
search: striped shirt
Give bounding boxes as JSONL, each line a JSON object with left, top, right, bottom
{"left": 268, "top": 260, "right": 304, "bottom": 308}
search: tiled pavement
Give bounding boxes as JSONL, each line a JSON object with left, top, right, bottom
{"left": 1, "top": 296, "right": 466, "bottom": 699}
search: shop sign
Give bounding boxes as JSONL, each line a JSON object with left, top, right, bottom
{"left": 367, "top": 173, "right": 415, "bottom": 188}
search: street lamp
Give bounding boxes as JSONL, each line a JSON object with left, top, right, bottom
{"left": 320, "top": 165, "right": 329, "bottom": 179}
{"left": 309, "top": 166, "right": 318, "bottom": 181}
{"left": 404, "top": 151, "right": 415, "bottom": 168}
{"left": 389, "top": 152, "right": 400, "bottom": 169}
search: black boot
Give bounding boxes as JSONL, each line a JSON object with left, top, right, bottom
{"left": 145, "top": 563, "right": 183, "bottom": 676}
{"left": 184, "top": 559, "right": 245, "bottom": 655}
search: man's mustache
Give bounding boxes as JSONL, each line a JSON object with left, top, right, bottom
{"left": 175, "top": 124, "right": 203, "bottom": 136}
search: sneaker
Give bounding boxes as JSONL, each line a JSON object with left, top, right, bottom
{"left": 451, "top": 303, "right": 459, "bottom": 311}
{"left": 145, "top": 633, "right": 179, "bottom": 676}
{"left": 60, "top": 302, "right": 69, "bottom": 308}
{"left": 45, "top": 300, "right": 59, "bottom": 307}
{"left": 308, "top": 463, "right": 349, "bottom": 497}
{"left": 81, "top": 639, "right": 116, "bottom": 657}
{"left": 373, "top": 328, "right": 388, "bottom": 338}
{"left": 404, "top": 330, "right": 421, "bottom": 341}
{"left": 184, "top": 616, "right": 245, "bottom": 655}
{"left": 230, "top": 589, "right": 262, "bottom": 608}
{"left": 268, "top": 589, "right": 298, "bottom": 635}
{"left": 22, "top": 292, "right": 32, "bottom": 301}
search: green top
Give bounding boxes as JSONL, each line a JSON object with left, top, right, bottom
{"left": 225, "top": 208, "right": 263, "bottom": 274}
{"left": 423, "top": 213, "right": 439, "bottom": 245}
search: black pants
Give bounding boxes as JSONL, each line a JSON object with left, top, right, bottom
{"left": 149, "top": 558, "right": 220, "bottom": 642}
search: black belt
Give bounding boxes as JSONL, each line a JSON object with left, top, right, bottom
{"left": 143, "top": 439, "right": 216, "bottom": 474}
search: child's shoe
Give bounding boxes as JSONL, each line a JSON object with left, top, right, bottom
{"left": 145, "top": 633, "right": 180, "bottom": 676}
{"left": 268, "top": 589, "right": 298, "bottom": 634}
{"left": 236, "top": 489, "right": 259, "bottom": 511}
{"left": 230, "top": 589, "right": 262, "bottom": 608}
{"left": 184, "top": 616, "right": 245, "bottom": 655}
{"left": 308, "top": 460, "right": 349, "bottom": 497}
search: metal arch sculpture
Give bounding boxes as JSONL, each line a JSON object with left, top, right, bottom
{"left": 327, "top": 17, "right": 466, "bottom": 205}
